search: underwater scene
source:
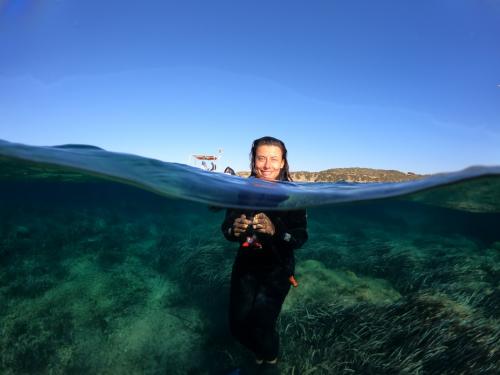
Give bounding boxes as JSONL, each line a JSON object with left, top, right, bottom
{"left": 1, "top": 141, "right": 499, "bottom": 374}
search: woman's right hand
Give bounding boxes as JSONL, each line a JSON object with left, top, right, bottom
{"left": 232, "top": 214, "right": 252, "bottom": 237}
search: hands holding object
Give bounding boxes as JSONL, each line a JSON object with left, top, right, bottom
{"left": 232, "top": 213, "right": 275, "bottom": 237}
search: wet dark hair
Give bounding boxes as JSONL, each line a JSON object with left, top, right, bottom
{"left": 224, "top": 166, "right": 236, "bottom": 175}
{"left": 250, "top": 136, "right": 292, "bottom": 181}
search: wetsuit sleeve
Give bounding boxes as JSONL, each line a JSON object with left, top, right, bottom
{"left": 221, "top": 209, "right": 242, "bottom": 242}
{"left": 272, "top": 209, "right": 308, "bottom": 250}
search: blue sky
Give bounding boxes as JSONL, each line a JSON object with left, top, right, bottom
{"left": 1, "top": 0, "right": 499, "bottom": 174}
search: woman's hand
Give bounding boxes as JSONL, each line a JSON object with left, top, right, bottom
{"left": 252, "top": 213, "right": 275, "bottom": 236}
{"left": 232, "top": 214, "right": 253, "bottom": 237}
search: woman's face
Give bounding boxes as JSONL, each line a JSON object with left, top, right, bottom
{"left": 254, "top": 145, "right": 285, "bottom": 181}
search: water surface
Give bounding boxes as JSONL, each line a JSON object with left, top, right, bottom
{"left": 0, "top": 140, "right": 499, "bottom": 374}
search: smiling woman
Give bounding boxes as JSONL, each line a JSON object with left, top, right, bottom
{"left": 250, "top": 137, "right": 292, "bottom": 182}
{"left": 253, "top": 145, "right": 284, "bottom": 181}
{"left": 221, "top": 136, "right": 308, "bottom": 372}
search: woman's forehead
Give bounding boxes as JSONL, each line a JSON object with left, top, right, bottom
{"left": 255, "top": 144, "right": 283, "bottom": 157}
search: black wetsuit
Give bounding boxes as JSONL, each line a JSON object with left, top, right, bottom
{"left": 221, "top": 208, "right": 308, "bottom": 360}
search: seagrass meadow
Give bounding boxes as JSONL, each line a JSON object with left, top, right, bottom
{"left": 0, "top": 158, "right": 499, "bottom": 374}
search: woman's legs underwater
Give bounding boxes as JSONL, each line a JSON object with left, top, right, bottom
{"left": 229, "top": 265, "right": 291, "bottom": 361}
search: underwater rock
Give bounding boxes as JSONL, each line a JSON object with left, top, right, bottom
{"left": 283, "top": 259, "right": 401, "bottom": 311}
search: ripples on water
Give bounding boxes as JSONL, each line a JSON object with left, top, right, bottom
{"left": 0, "top": 140, "right": 499, "bottom": 374}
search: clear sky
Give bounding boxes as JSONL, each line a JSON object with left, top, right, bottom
{"left": 1, "top": 0, "right": 499, "bottom": 174}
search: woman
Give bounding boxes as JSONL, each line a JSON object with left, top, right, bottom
{"left": 221, "top": 136, "right": 308, "bottom": 370}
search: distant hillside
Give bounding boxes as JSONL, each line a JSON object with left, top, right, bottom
{"left": 237, "top": 167, "right": 425, "bottom": 182}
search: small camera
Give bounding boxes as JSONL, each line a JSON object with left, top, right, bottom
{"left": 244, "top": 217, "right": 255, "bottom": 235}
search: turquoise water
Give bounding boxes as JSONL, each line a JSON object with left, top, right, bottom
{"left": 0, "top": 140, "right": 499, "bottom": 374}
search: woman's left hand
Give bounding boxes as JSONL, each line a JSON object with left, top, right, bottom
{"left": 252, "top": 213, "right": 275, "bottom": 236}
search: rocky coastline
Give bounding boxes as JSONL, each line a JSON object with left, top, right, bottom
{"left": 237, "top": 167, "right": 425, "bottom": 182}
